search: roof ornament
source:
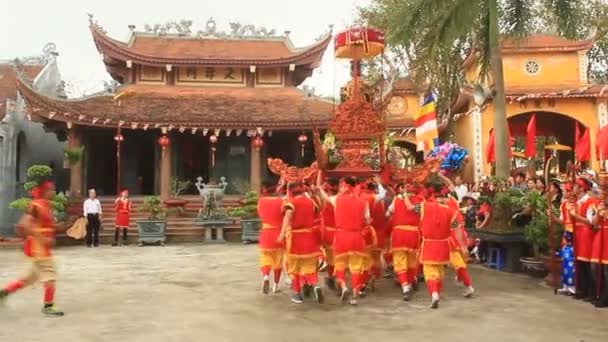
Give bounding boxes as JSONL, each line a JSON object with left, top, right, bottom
{"left": 144, "top": 20, "right": 193, "bottom": 36}
{"left": 87, "top": 13, "right": 106, "bottom": 33}
{"left": 196, "top": 18, "right": 227, "bottom": 38}
{"left": 14, "top": 42, "right": 58, "bottom": 68}
{"left": 229, "top": 22, "right": 278, "bottom": 38}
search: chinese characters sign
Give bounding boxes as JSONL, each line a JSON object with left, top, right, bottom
{"left": 138, "top": 66, "right": 165, "bottom": 83}
{"left": 177, "top": 67, "right": 245, "bottom": 84}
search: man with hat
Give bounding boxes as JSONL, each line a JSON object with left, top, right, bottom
{"left": 257, "top": 181, "right": 285, "bottom": 295}
{"left": 0, "top": 181, "right": 64, "bottom": 317}
{"left": 569, "top": 177, "right": 598, "bottom": 301}
{"left": 399, "top": 180, "right": 464, "bottom": 309}
{"left": 278, "top": 182, "right": 323, "bottom": 304}
{"left": 386, "top": 182, "right": 423, "bottom": 301}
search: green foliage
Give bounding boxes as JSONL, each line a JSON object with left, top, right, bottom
{"left": 9, "top": 165, "right": 65, "bottom": 222}
{"left": 139, "top": 196, "right": 168, "bottom": 220}
{"left": 227, "top": 191, "right": 259, "bottom": 219}
{"left": 170, "top": 177, "right": 192, "bottom": 197}
{"left": 517, "top": 192, "right": 563, "bottom": 256}
{"left": 63, "top": 146, "right": 84, "bottom": 165}
{"left": 26, "top": 165, "right": 52, "bottom": 184}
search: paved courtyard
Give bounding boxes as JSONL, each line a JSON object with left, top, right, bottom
{"left": 0, "top": 244, "right": 607, "bottom": 342}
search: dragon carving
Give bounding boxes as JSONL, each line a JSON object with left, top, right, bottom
{"left": 389, "top": 158, "right": 442, "bottom": 184}
{"left": 267, "top": 158, "right": 319, "bottom": 184}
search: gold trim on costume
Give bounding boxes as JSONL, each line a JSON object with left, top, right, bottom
{"left": 393, "top": 225, "right": 418, "bottom": 231}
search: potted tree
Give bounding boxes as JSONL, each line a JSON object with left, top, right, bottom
{"left": 136, "top": 196, "right": 169, "bottom": 246}
{"left": 227, "top": 191, "right": 261, "bottom": 244}
{"left": 164, "top": 177, "right": 191, "bottom": 215}
{"left": 63, "top": 146, "right": 84, "bottom": 167}
{"left": 9, "top": 165, "right": 67, "bottom": 237}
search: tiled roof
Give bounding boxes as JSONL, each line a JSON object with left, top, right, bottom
{"left": 91, "top": 25, "right": 332, "bottom": 67}
{"left": 0, "top": 64, "right": 43, "bottom": 120}
{"left": 17, "top": 80, "right": 334, "bottom": 130}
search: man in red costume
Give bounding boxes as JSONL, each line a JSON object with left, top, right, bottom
{"left": 591, "top": 189, "right": 608, "bottom": 308}
{"left": 318, "top": 176, "right": 371, "bottom": 305}
{"left": 386, "top": 183, "right": 422, "bottom": 301}
{"left": 278, "top": 182, "right": 323, "bottom": 304}
{"left": 257, "top": 182, "right": 285, "bottom": 295}
{"left": 445, "top": 191, "right": 475, "bottom": 298}
{"left": 570, "top": 178, "right": 598, "bottom": 301}
{"left": 359, "top": 176, "right": 386, "bottom": 294}
{"left": 0, "top": 182, "right": 64, "bottom": 317}
{"left": 400, "top": 181, "right": 464, "bottom": 309}
{"left": 320, "top": 178, "right": 339, "bottom": 290}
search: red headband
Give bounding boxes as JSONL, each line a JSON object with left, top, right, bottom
{"left": 31, "top": 181, "right": 54, "bottom": 199}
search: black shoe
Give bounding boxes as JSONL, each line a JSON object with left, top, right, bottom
{"left": 93, "top": 244, "right": 99, "bottom": 248}
{"left": 573, "top": 292, "right": 586, "bottom": 300}
{"left": 412, "top": 281, "right": 419, "bottom": 292}
{"left": 42, "top": 305, "right": 64, "bottom": 317}
{"left": 303, "top": 285, "right": 312, "bottom": 298}
{"left": 594, "top": 301, "right": 608, "bottom": 308}
{"left": 0, "top": 290, "right": 8, "bottom": 304}
{"left": 112, "top": 242, "right": 118, "bottom": 247}
{"left": 262, "top": 278, "right": 270, "bottom": 295}
{"left": 86, "top": 245, "right": 92, "bottom": 248}
{"left": 313, "top": 286, "right": 324, "bottom": 304}
{"left": 290, "top": 292, "right": 304, "bottom": 304}
{"left": 583, "top": 296, "right": 594, "bottom": 303}
{"left": 325, "top": 277, "right": 336, "bottom": 291}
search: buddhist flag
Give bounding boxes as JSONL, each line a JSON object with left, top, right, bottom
{"left": 414, "top": 94, "right": 439, "bottom": 152}
{"left": 525, "top": 114, "right": 537, "bottom": 158}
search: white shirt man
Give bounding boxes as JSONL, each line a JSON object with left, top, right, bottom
{"left": 83, "top": 189, "right": 102, "bottom": 247}
{"left": 83, "top": 197, "right": 102, "bottom": 216}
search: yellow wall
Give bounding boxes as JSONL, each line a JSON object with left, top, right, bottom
{"left": 386, "top": 93, "right": 422, "bottom": 126}
{"left": 455, "top": 98, "right": 599, "bottom": 181}
{"left": 453, "top": 113, "right": 474, "bottom": 180}
{"left": 465, "top": 51, "right": 585, "bottom": 88}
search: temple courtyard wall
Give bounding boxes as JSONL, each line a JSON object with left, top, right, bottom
{"left": 1, "top": 244, "right": 607, "bottom": 342}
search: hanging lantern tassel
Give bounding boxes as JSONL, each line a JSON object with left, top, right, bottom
{"left": 298, "top": 133, "right": 308, "bottom": 158}
{"left": 209, "top": 135, "right": 218, "bottom": 167}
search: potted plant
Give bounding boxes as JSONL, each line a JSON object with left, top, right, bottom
{"left": 9, "top": 165, "right": 67, "bottom": 237}
{"left": 164, "top": 177, "right": 191, "bottom": 215}
{"left": 63, "top": 146, "right": 84, "bottom": 167}
{"left": 136, "top": 196, "right": 169, "bottom": 246}
{"left": 227, "top": 191, "right": 260, "bottom": 244}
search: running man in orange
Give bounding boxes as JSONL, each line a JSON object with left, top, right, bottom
{"left": 257, "top": 182, "right": 285, "bottom": 294}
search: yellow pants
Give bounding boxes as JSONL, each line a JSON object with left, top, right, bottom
{"left": 335, "top": 254, "right": 366, "bottom": 274}
{"left": 323, "top": 246, "right": 335, "bottom": 266}
{"left": 422, "top": 264, "right": 445, "bottom": 281}
{"left": 449, "top": 250, "right": 467, "bottom": 270}
{"left": 392, "top": 250, "right": 418, "bottom": 273}
{"left": 22, "top": 258, "right": 56, "bottom": 284}
{"left": 259, "top": 250, "right": 284, "bottom": 270}
{"left": 286, "top": 256, "right": 318, "bottom": 276}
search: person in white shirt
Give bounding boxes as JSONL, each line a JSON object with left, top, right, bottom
{"left": 453, "top": 176, "right": 468, "bottom": 203}
{"left": 83, "top": 189, "right": 102, "bottom": 247}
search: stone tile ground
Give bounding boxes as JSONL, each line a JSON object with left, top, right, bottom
{"left": 1, "top": 244, "right": 607, "bottom": 342}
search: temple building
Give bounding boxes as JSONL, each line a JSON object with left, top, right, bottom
{"left": 452, "top": 34, "right": 608, "bottom": 180}
{"left": 0, "top": 44, "right": 66, "bottom": 234}
{"left": 17, "top": 17, "right": 333, "bottom": 198}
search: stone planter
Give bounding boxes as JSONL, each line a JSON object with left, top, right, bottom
{"left": 194, "top": 219, "right": 232, "bottom": 243}
{"left": 241, "top": 218, "right": 262, "bottom": 244}
{"left": 135, "top": 220, "right": 167, "bottom": 246}
{"left": 520, "top": 257, "right": 546, "bottom": 278}
{"left": 468, "top": 228, "right": 527, "bottom": 272}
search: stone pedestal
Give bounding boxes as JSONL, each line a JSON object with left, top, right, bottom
{"left": 195, "top": 219, "right": 231, "bottom": 243}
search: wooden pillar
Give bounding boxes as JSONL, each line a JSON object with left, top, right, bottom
{"left": 68, "top": 127, "right": 83, "bottom": 198}
{"left": 250, "top": 139, "right": 262, "bottom": 193}
{"left": 160, "top": 143, "right": 172, "bottom": 199}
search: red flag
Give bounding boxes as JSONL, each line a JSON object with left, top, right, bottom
{"left": 576, "top": 124, "right": 591, "bottom": 162}
{"left": 597, "top": 125, "right": 608, "bottom": 160}
{"left": 525, "top": 114, "right": 537, "bottom": 158}
{"left": 486, "top": 129, "right": 495, "bottom": 164}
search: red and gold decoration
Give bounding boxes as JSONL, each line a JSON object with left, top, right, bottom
{"left": 267, "top": 158, "right": 319, "bottom": 184}
{"left": 157, "top": 135, "right": 170, "bottom": 149}
{"left": 298, "top": 133, "right": 308, "bottom": 157}
{"left": 334, "top": 27, "right": 384, "bottom": 60}
{"left": 209, "top": 134, "right": 218, "bottom": 167}
{"left": 253, "top": 135, "right": 264, "bottom": 151}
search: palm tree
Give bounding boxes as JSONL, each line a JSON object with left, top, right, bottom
{"left": 361, "top": 0, "right": 585, "bottom": 177}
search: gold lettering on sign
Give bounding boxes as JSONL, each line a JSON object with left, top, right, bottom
{"left": 177, "top": 67, "right": 245, "bottom": 85}
{"left": 256, "top": 68, "right": 283, "bottom": 86}
{"left": 138, "top": 65, "right": 165, "bottom": 83}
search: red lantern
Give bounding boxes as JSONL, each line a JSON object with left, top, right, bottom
{"left": 209, "top": 135, "right": 218, "bottom": 144}
{"left": 298, "top": 133, "right": 308, "bottom": 157}
{"left": 209, "top": 135, "right": 218, "bottom": 167}
{"left": 113, "top": 133, "right": 124, "bottom": 142}
{"left": 253, "top": 136, "right": 264, "bottom": 150}
{"left": 157, "top": 135, "right": 170, "bottom": 149}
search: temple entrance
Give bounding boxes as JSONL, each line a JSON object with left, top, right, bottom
{"left": 85, "top": 129, "right": 156, "bottom": 196}
{"left": 174, "top": 134, "right": 210, "bottom": 193}
{"left": 508, "top": 111, "right": 580, "bottom": 173}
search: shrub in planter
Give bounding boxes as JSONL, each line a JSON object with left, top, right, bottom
{"left": 227, "top": 191, "right": 261, "bottom": 243}
{"left": 164, "top": 177, "right": 192, "bottom": 215}
{"left": 136, "top": 196, "right": 171, "bottom": 246}
{"left": 8, "top": 165, "right": 66, "bottom": 237}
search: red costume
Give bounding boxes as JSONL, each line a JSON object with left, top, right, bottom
{"left": 321, "top": 200, "right": 337, "bottom": 279}
{"left": 257, "top": 195, "right": 285, "bottom": 293}
{"left": 115, "top": 198, "right": 131, "bottom": 228}
{"left": 444, "top": 196, "right": 473, "bottom": 289}
{"left": 390, "top": 194, "right": 422, "bottom": 288}
{"left": 592, "top": 219, "right": 608, "bottom": 265}
{"left": 574, "top": 195, "right": 596, "bottom": 262}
